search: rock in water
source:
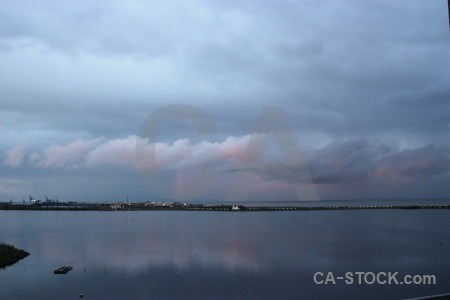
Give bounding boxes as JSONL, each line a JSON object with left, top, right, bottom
{"left": 0, "top": 243, "right": 30, "bottom": 269}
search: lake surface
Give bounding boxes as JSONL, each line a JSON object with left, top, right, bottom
{"left": 0, "top": 209, "right": 449, "bottom": 299}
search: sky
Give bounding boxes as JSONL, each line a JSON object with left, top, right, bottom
{"left": 0, "top": 0, "right": 449, "bottom": 203}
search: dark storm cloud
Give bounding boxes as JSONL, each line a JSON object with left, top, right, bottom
{"left": 253, "top": 139, "right": 450, "bottom": 186}
{"left": 0, "top": 0, "right": 448, "bottom": 140}
{"left": 375, "top": 144, "right": 450, "bottom": 180}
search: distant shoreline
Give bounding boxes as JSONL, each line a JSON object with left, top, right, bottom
{"left": 1, "top": 203, "right": 449, "bottom": 212}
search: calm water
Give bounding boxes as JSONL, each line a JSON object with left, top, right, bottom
{"left": 0, "top": 209, "right": 449, "bottom": 299}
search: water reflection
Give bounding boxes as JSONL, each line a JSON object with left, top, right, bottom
{"left": 0, "top": 210, "right": 449, "bottom": 299}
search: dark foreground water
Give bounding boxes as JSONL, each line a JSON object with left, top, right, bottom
{"left": 0, "top": 209, "right": 449, "bottom": 299}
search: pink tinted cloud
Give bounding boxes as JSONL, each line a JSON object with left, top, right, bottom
{"left": 135, "top": 134, "right": 266, "bottom": 171}
{"left": 14, "top": 135, "right": 448, "bottom": 192}
{"left": 85, "top": 135, "right": 136, "bottom": 167}
{"left": 22, "top": 134, "right": 267, "bottom": 171}
{"left": 4, "top": 144, "right": 27, "bottom": 168}
{"left": 36, "top": 138, "right": 100, "bottom": 168}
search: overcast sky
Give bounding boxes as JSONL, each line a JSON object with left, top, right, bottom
{"left": 1, "top": 0, "right": 449, "bottom": 203}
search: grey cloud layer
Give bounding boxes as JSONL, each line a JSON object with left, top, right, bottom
{"left": 4, "top": 136, "right": 449, "bottom": 189}
{"left": 0, "top": 0, "right": 448, "bottom": 200}
{"left": 1, "top": 0, "right": 448, "bottom": 143}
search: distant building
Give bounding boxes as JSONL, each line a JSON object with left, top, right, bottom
{"left": 29, "top": 196, "right": 41, "bottom": 204}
